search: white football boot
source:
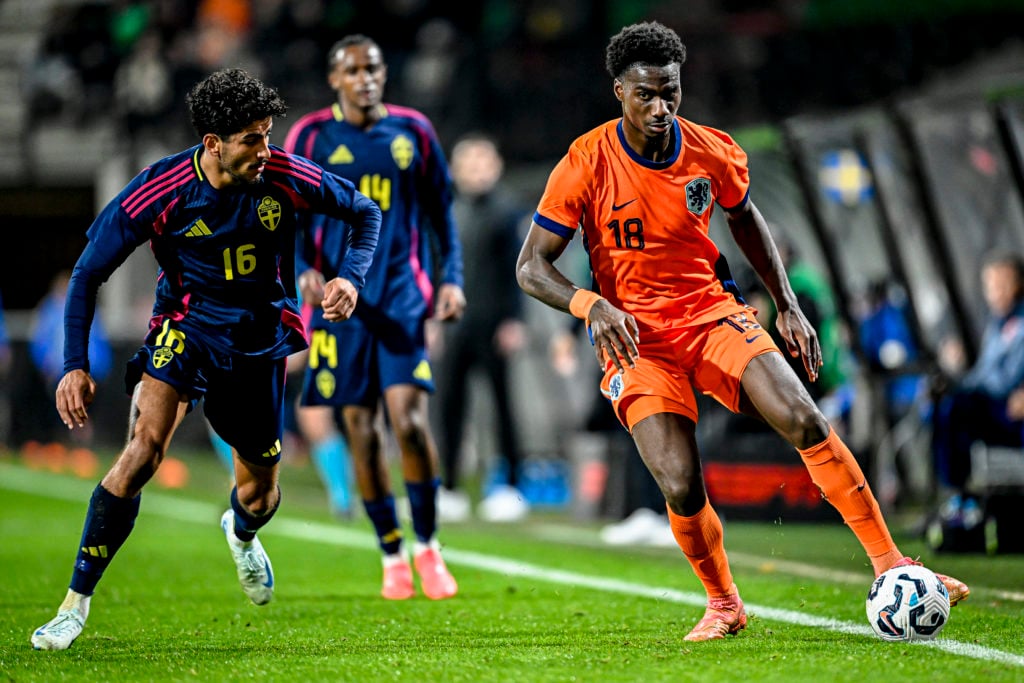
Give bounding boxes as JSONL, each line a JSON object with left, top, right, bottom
{"left": 32, "top": 592, "right": 90, "bottom": 650}
{"left": 221, "top": 510, "right": 274, "bottom": 605}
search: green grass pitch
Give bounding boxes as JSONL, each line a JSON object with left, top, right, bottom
{"left": 1, "top": 453, "right": 1023, "bottom": 682}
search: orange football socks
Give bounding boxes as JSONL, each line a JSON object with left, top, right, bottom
{"left": 667, "top": 501, "right": 735, "bottom": 598}
{"left": 798, "top": 428, "right": 903, "bottom": 575}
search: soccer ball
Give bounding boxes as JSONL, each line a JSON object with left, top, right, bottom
{"left": 866, "top": 564, "right": 950, "bottom": 641}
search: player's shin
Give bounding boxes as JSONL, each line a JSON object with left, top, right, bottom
{"left": 69, "top": 484, "right": 142, "bottom": 596}
{"left": 405, "top": 477, "right": 440, "bottom": 543}
{"left": 798, "top": 428, "right": 903, "bottom": 575}
{"left": 666, "top": 500, "right": 734, "bottom": 597}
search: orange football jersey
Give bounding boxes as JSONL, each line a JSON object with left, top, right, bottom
{"left": 534, "top": 117, "right": 750, "bottom": 335}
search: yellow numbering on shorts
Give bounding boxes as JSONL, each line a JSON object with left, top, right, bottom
{"left": 152, "top": 320, "right": 186, "bottom": 369}
{"left": 309, "top": 329, "right": 338, "bottom": 369}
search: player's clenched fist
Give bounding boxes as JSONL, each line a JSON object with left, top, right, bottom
{"left": 298, "top": 268, "right": 326, "bottom": 307}
{"left": 321, "top": 277, "right": 358, "bottom": 321}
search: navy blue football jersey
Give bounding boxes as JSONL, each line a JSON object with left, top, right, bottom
{"left": 64, "top": 144, "right": 381, "bottom": 372}
{"left": 284, "top": 103, "right": 463, "bottom": 322}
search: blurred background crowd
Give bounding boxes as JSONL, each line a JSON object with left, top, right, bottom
{"left": 2, "top": 0, "right": 1024, "bottom": 548}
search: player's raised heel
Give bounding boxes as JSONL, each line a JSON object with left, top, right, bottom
{"left": 890, "top": 556, "right": 969, "bottom": 606}
{"left": 221, "top": 510, "right": 274, "bottom": 605}
{"left": 31, "top": 608, "right": 87, "bottom": 651}
{"left": 684, "top": 585, "right": 747, "bottom": 642}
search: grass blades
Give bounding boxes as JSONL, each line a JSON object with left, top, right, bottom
{"left": 2, "top": 454, "right": 1023, "bottom": 682}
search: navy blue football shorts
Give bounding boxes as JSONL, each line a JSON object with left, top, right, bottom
{"left": 299, "top": 307, "right": 434, "bottom": 408}
{"left": 126, "top": 318, "right": 287, "bottom": 465}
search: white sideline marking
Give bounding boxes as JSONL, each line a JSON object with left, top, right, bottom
{"left": 3, "top": 463, "right": 1022, "bottom": 668}
{"left": 535, "top": 523, "right": 1024, "bottom": 603}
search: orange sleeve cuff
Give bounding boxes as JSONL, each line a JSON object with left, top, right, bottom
{"left": 569, "top": 289, "right": 604, "bottom": 320}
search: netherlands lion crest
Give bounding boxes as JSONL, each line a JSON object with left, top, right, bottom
{"left": 603, "top": 372, "right": 625, "bottom": 402}
{"left": 685, "top": 178, "right": 712, "bottom": 215}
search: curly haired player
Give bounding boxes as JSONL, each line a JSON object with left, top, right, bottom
{"left": 31, "top": 68, "right": 381, "bottom": 650}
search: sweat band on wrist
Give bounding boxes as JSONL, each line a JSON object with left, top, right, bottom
{"left": 569, "top": 289, "right": 604, "bottom": 320}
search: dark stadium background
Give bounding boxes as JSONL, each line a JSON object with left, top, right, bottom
{"left": 2, "top": 0, "right": 1023, "bottom": 521}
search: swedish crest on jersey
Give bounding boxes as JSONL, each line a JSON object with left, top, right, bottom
{"left": 257, "top": 196, "right": 282, "bottom": 231}
{"left": 685, "top": 178, "right": 712, "bottom": 215}
{"left": 391, "top": 135, "right": 414, "bottom": 171}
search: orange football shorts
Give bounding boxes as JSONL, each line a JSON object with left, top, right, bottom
{"left": 598, "top": 307, "right": 781, "bottom": 431}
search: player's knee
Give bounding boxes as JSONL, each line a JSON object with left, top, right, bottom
{"left": 345, "top": 418, "right": 379, "bottom": 453}
{"left": 659, "top": 472, "right": 701, "bottom": 512}
{"left": 785, "top": 409, "right": 829, "bottom": 450}
{"left": 390, "top": 410, "right": 429, "bottom": 449}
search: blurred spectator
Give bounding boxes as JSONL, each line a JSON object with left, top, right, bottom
{"left": 113, "top": 30, "right": 175, "bottom": 139}
{"left": 401, "top": 18, "right": 458, "bottom": 114}
{"left": 931, "top": 251, "right": 1024, "bottom": 514}
{"left": 858, "top": 279, "right": 926, "bottom": 421}
{"left": 433, "top": 132, "right": 529, "bottom": 522}
{"left": 22, "top": 1, "right": 113, "bottom": 125}
{"left": 29, "top": 271, "right": 113, "bottom": 442}
{"left": 856, "top": 278, "right": 932, "bottom": 505}
{"left": 197, "top": 0, "right": 251, "bottom": 34}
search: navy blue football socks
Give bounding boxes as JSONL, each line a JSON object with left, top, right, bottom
{"left": 229, "top": 486, "right": 280, "bottom": 542}
{"left": 69, "top": 484, "right": 141, "bottom": 596}
{"left": 364, "top": 495, "right": 403, "bottom": 555}
{"left": 405, "top": 478, "right": 439, "bottom": 543}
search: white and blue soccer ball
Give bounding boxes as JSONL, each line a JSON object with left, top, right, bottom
{"left": 866, "top": 564, "right": 950, "bottom": 642}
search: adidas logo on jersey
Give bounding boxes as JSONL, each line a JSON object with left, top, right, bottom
{"left": 185, "top": 219, "right": 212, "bottom": 237}
{"left": 328, "top": 145, "right": 354, "bottom": 164}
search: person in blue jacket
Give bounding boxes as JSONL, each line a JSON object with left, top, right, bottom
{"left": 932, "top": 251, "right": 1024, "bottom": 514}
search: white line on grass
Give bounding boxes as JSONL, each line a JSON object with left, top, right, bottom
{"left": 535, "top": 521, "right": 1024, "bottom": 603}
{"left": 3, "top": 463, "right": 1021, "bottom": 668}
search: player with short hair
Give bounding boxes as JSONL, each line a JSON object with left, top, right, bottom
{"left": 283, "top": 34, "right": 463, "bottom": 600}
{"left": 516, "top": 21, "right": 969, "bottom": 642}
{"left": 31, "top": 67, "right": 381, "bottom": 650}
